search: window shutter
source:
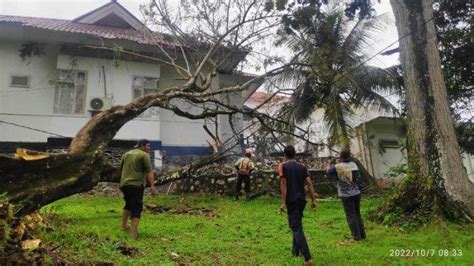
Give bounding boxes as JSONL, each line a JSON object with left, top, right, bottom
{"left": 133, "top": 76, "right": 144, "bottom": 87}
{"left": 74, "top": 83, "right": 86, "bottom": 114}
{"left": 133, "top": 77, "right": 159, "bottom": 119}
{"left": 53, "top": 86, "right": 61, "bottom": 114}
{"left": 144, "top": 88, "right": 159, "bottom": 96}
{"left": 133, "top": 88, "right": 143, "bottom": 99}
{"left": 54, "top": 83, "right": 74, "bottom": 114}
{"left": 54, "top": 70, "right": 87, "bottom": 115}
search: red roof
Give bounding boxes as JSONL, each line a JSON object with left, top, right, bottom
{"left": 248, "top": 91, "right": 289, "bottom": 102}
{"left": 0, "top": 15, "right": 178, "bottom": 48}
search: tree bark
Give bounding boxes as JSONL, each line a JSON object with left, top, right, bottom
{"left": 0, "top": 85, "right": 228, "bottom": 216}
{"left": 388, "top": 0, "right": 474, "bottom": 220}
{"left": 0, "top": 153, "right": 99, "bottom": 216}
{"left": 0, "top": 148, "right": 226, "bottom": 217}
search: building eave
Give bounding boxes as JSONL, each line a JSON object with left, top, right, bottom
{"left": 72, "top": 0, "right": 146, "bottom": 31}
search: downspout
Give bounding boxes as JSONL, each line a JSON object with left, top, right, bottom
{"left": 102, "top": 66, "right": 107, "bottom": 97}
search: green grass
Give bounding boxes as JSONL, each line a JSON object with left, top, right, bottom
{"left": 39, "top": 195, "right": 473, "bottom": 265}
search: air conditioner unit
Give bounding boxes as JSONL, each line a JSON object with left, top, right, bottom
{"left": 88, "top": 97, "right": 112, "bottom": 111}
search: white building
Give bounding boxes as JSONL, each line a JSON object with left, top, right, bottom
{"left": 351, "top": 116, "right": 474, "bottom": 182}
{"left": 245, "top": 92, "right": 474, "bottom": 181}
{"left": 0, "top": 1, "right": 258, "bottom": 166}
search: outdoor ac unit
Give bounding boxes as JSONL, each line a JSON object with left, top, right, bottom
{"left": 88, "top": 97, "right": 112, "bottom": 111}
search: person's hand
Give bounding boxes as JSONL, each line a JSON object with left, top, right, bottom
{"left": 325, "top": 159, "right": 333, "bottom": 167}
{"left": 279, "top": 202, "right": 286, "bottom": 213}
{"left": 311, "top": 199, "right": 317, "bottom": 212}
{"left": 150, "top": 186, "right": 158, "bottom": 196}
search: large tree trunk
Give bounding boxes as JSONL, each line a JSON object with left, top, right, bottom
{"left": 0, "top": 149, "right": 225, "bottom": 217}
{"left": 386, "top": 0, "right": 474, "bottom": 220}
{"left": 0, "top": 153, "right": 99, "bottom": 216}
{"left": 0, "top": 87, "right": 219, "bottom": 217}
{"left": 0, "top": 92, "right": 161, "bottom": 216}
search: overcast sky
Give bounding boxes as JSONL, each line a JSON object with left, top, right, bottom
{"left": 0, "top": 0, "right": 400, "bottom": 70}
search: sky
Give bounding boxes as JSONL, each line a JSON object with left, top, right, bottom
{"left": 0, "top": 0, "right": 401, "bottom": 70}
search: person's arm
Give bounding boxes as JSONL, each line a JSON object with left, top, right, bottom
{"left": 325, "top": 159, "right": 338, "bottom": 182}
{"left": 305, "top": 177, "right": 318, "bottom": 211}
{"left": 249, "top": 161, "right": 255, "bottom": 173}
{"left": 147, "top": 170, "right": 157, "bottom": 195}
{"left": 278, "top": 163, "right": 283, "bottom": 178}
{"left": 143, "top": 155, "right": 157, "bottom": 195}
{"left": 118, "top": 156, "right": 124, "bottom": 178}
{"left": 234, "top": 158, "right": 241, "bottom": 171}
{"left": 326, "top": 159, "right": 336, "bottom": 174}
{"left": 279, "top": 177, "right": 287, "bottom": 212}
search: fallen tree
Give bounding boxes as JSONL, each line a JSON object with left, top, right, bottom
{"left": 0, "top": 0, "right": 380, "bottom": 218}
{"left": 0, "top": 0, "right": 284, "bottom": 216}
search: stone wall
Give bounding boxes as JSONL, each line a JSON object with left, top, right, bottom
{"left": 173, "top": 169, "right": 338, "bottom": 197}
{"left": 47, "top": 147, "right": 154, "bottom": 168}
{"left": 162, "top": 152, "right": 208, "bottom": 166}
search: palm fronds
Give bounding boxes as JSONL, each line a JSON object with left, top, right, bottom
{"left": 273, "top": 7, "right": 402, "bottom": 149}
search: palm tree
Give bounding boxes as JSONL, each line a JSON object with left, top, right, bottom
{"left": 274, "top": 6, "right": 402, "bottom": 150}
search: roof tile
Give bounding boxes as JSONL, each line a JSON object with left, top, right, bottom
{"left": 0, "top": 15, "right": 178, "bottom": 48}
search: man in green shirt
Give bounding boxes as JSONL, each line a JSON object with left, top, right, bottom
{"left": 234, "top": 148, "right": 256, "bottom": 201}
{"left": 119, "top": 139, "right": 157, "bottom": 239}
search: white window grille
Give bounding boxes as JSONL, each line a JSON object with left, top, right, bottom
{"left": 132, "top": 76, "right": 160, "bottom": 119}
{"left": 53, "top": 70, "right": 87, "bottom": 115}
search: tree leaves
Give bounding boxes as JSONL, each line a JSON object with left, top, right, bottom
{"left": 274, "top": 8, "right": 402, "bottom": 149}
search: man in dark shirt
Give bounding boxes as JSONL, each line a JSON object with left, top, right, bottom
{"left": 326, "top": 150, "right": 366, "bottom": 242}
{"left": 279, "top": 145, "right": 317, "bottom": 266}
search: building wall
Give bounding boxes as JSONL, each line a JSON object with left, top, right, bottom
{"left": 0, "top": 38, "right": 250, "bottom": 160}
{"left": 462, "top": 153, "right": 474, "bottom": 182}
{"left": 353, "top": 118, "right": 474, "bottom": 181}
{"left": 364, "top": 118, "right": 406, "bottom": 178}
{"left": 158, "top": 71, "right": 246, "bottom": 155}
{"left": 296, "top": 106, "right": 396, "bottom": 158}
{"left": 158, "top": 59, "right": 210, "bottom": 151}
{"left": 0, "top": 40, "right": 160, "bottom": 142}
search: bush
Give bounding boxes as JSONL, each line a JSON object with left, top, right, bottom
{"left": 383, "top": 163, "right": 407, "bottom": 178}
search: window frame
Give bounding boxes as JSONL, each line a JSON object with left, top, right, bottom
{"left": 53, "top": 69, "right": 88, "bottom": 115}
{"left": 131, "top": 75, "right": 160, "bottom": 119}
{"left": 131, "top": 75, "right": 160, "bottom": 99}
{"left": 9, "top": 75, "right": 31, "bottom": 88}
{"left": 379, "top": 139, "right": 400, "bottom": 149}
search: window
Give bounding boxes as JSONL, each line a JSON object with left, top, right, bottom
{"left": 10, "top": 75, "right": 30, "bottom": 88}
{"left": 53, "top": 70, "right": 87, "bottom": 115}
{"left": 132, "top": 76, "right": 160, "bottom": 119}
{"left": 379, "top": 139, "right": 399, "bottom": 149}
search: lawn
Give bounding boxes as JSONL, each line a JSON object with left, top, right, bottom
{"left": 39, "top": 195, "right": 473, "bottom": 265}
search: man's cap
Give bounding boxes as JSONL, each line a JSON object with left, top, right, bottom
{"left": 134, "top": 139, "right": 150, "bottom": 148}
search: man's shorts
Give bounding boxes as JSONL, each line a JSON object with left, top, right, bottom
{"left": 120, "top": 185, "right": 144, "bottom": 219}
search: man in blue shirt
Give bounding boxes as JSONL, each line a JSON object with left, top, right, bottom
{"left": 326, "top": 150, "right": 366, "bottom": 242}
{"left": 279, "top": 145, "right": 317, "bottom": 265}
